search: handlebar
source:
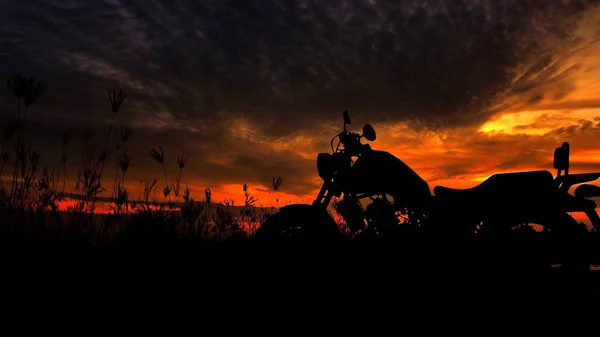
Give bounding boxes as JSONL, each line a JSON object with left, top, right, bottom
{"left": 330, "top": 130, "right": 365, "bottom": 156}
{"left": 329, "top": 111, "right": 376, "bottom": 155}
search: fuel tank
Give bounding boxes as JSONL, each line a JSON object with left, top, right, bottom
{"left": 343, "top": 150, "right": 431, "bottom": 207}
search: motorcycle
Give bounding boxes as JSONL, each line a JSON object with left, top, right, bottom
{"left": 255, "top": 111, "right": 600, "bottom": 253}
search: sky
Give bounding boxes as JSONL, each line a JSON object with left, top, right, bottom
{"left": 2, "top": 0, "right": 600, "bottom": 210}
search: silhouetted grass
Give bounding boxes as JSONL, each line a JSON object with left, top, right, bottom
{"left": 0, "top": 75, "right": 286, "bottom": 247}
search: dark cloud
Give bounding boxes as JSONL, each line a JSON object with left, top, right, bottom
{"left": 2, "top": 0, "right": 597, "bottom": 131}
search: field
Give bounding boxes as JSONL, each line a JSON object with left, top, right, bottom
{"left": 4, "top": 234, "right": 600, "bottom": 336}
{"left": 3, "top": 197, "right": 600, "bottom": 336}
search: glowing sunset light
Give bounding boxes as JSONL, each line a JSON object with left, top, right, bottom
{"left": 478, "top": 111, "right": 556, "bottom": 135}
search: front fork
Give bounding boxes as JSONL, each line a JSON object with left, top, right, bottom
{"left": 584, "top": 209, "right": 600, "bottom": 232}
{"left": 312, "top": 181, "right": 335, "bottom": 209}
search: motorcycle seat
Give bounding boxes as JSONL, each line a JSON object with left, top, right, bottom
{"left": 434, "top": 170, "right": 555, "bottom": 198}
{"left": 433, "top": 184, "right": 483, "bottom": 198}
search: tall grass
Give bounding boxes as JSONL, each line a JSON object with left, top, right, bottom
{"left": 0, "top": 75, "right": 281, "bottom": 246}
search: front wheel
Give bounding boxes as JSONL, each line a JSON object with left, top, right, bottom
{"left": 254, "top": 204, "right": 342, "bottom": 242}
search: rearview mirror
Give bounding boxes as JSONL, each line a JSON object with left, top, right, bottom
{"left": 343, "top": 110, "right": 351, "bottom": 125}
{"left": 362, "top": 124, "right": 376, "bottom": 141}
{"left": 553, "top": 142, "right": 570, "bottom": 174}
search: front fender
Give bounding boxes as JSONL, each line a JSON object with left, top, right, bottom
{"left": 257, "top": 203, "right": 342, "bottom": 241}
{"left": 278, "top": 203, "right": 335, "bottom": 224}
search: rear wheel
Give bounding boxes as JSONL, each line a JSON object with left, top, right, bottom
{"left": 254, "top": 204, "right": 342, "bottom": 242}
{"left": 478, "top": 213, "right": 590, "bottom": 271}
{"left": 543, "top": 213, "right": 591, "bottom": 272}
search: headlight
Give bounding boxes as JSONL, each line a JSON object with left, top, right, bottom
{"left": 317, "top": 153, "right": 335, "bottom": 181}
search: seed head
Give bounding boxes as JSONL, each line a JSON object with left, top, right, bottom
{"left": 108, "top": 88, "right": 126, "bottom": 113}
{"left": 147, "top": 146, "right": 164, "bottom": 164}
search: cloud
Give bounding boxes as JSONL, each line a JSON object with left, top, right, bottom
{"left": 2, "top": 0, "right": 600, "bottom": 202}
{"left": 2, "top": 0, "right": 598, "bottom": 130}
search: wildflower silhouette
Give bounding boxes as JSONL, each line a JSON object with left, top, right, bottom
{"left": 23, "top": 78, "right": 44, "bottom": 107}
{"left": 5, "top": 75, "right": 44, "bottom": 210}
{"left": 7, "top": 75, "right": 28, "bottom": 99}
{"left": 270, "top": 176, "right": 283, "bottom": 208}
{"left": 91, "top": 88, "right": 127, "bottom": 211}
{"left": 111, "top": 126, "right": 133, "bottom": 202}
{"left": 205, "top": 187, "right": 212, "bottom": 204}
{"left": 272, "top": 176, "right": 282, "bottom": 191}
{"left": 173, "top": 151, "right": 189, "bottom": 202}
{"left": 147, "top": 146, "right": 171, "bottom": 201}
{"left": 243, "top": 184, "right": 258, "bottom": 207}
{"left": 120, "top": 126, "right": 133, "bottom": 143}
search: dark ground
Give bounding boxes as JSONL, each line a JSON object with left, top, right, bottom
{"left": 2, "top": 238, "right": 600, "bottom": 336}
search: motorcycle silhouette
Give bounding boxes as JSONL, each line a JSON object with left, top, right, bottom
{"left": 255, "top": 110, "right": 600, "bottom": 255}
